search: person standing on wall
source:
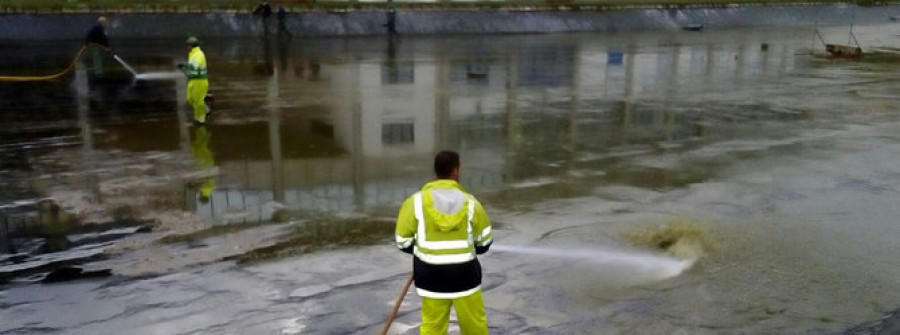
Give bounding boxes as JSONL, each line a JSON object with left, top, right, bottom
{"left": 177, "top": 37, "right": 210, "bottom": 124}
{"left": 395, "top": 150, "right": 493, "bottom": 334}
{"left": 84, "top": 16, "right": 110, "bottom": 77}
{"left": 253, "top": 0, "right": 273, "bottom": 37}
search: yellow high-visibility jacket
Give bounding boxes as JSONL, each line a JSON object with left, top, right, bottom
{"left": 184, "top": 46, "right": 208, "bottom": 80}
{"left": 395, "top": 179, "right": 493, "bottom": 298}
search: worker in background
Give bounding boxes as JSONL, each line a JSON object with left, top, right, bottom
{"left": 84, "top": 16, "right": 110, "bottom": 77}
{"left": 277, "top": 5, "right": 292, "bottom": 37}
{"left": 395, "top": 150, "right": 493, "bottom": 335}
{"left": 253, "top": 0, "right": 273, "bottom": 37}
{"left": 177, "top": 37, "right": 210, "bottom": 124}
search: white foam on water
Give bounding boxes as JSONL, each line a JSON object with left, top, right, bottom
{"left": 492, "top": 244, "right": 694, "bottom": 280}
{"left": 280, "top": 318, "right": 306, "bottom": 335}
{"left": 134, "top": 72, "right": 183, "bottom": 80}
{"left": 507, "top": 177, "right": 556, "bottom": 189}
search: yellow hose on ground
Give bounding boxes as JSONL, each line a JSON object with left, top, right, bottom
{"left": 0, "top": 43, "right": 108, "bottom": 82}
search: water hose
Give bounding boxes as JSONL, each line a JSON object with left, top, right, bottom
{"left": 0, "top": 43, "right": 109, "bottom": 82}
{"left": 380, "top": 273, "right": 414, "bottom": 335}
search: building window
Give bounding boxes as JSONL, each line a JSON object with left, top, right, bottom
{"left": 382, "top": 123, "right": 414, "bottom": 144}
{"left": 381, "top": 61, "right": 415, "bottom": 84}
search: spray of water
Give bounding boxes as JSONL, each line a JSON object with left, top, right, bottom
{"left": 110, "top": 54, "right": 182, "bottom": 81}
{"left": 492, "top": 244, "right": 695, "bottom": 280}
{"left": 133, "top": 72, "right": 183, "bottom": 80}
{"left": 112, "top": 55, "right": 138, "bottom": 76}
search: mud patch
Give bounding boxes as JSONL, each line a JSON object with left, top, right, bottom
{"left": 236, "top": 217, "right": 395, "bottom": 264}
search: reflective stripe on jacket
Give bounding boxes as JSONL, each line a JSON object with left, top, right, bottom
{"left": 395, "top": 179, "right": 493, "bottom": 298}
{"left": 185, "top": 47, "right": 208, "bottom": 80}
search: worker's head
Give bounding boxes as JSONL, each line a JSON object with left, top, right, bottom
{"left": 186, "top": 36, "right": 200, "bottom": 48}
{"left": 97, "top": 16, "right": 108, "bottom": 27}
{"left": 434, "top": 150, "right": 461, "bottom": 181}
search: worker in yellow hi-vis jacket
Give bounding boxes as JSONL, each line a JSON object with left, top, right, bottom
{"left": 178, "top": 36, "right": 209, "bottom": 124}
{"left": 395, "top": 150, "right": 493, "bottom": 335}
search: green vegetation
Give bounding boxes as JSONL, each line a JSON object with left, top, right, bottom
{"left": 2, "top": 0, "right": 899, "bottom": 13}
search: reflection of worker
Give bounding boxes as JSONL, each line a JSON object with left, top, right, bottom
{"left": 178, "top": 37, "right": 210, "bottom": 124}
{"left": 384, "top": 3, "right": 397, "bottom": 35}
{"left": 395, "top": 151, "right": 493, "bottom": 335}
{"left": 253, "top": 0, "right": 273, "bottom": 36}
{"left": 277, "top": 30, "right": 290, "bottom": 72}
{"left": 191, "top": 126, "right": 215, "bottom": 203}
{"left": 85, "top": 16, "right": 110, "bottom": 77}
{"left": 385, "top": 35, "right": 399, "bottom": 83}
{"left": 277, "top": 6, "right": 292, "bottom": 37}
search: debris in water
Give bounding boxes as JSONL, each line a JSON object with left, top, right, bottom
{"left": 626, "top": 217, "right": 716, "bottom": 260}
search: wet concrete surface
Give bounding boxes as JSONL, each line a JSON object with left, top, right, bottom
{"left": 3, "top": 24, "right": 900, "bottom": 333}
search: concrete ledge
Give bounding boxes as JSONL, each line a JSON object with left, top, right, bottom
{"left": 2, "top": 1, "right": 900, "bottom": 14}
{"left": 0, "top": 4, "right": 898, "bottom": 39}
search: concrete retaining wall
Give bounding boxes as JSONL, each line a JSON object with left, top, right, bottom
{"left": 0, "top": 4, "right": 898, "bottom": 39}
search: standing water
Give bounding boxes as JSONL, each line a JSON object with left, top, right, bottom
{"left": 2, "top": 24, "right": 900, "bottom": 334}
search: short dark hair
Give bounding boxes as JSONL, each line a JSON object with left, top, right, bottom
{"left": 434, "top": 150, "right": 460, "bottom": 179}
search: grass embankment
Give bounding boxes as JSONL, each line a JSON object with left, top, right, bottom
{"left": 3, "top": 0, "right": 899, "bottom": 13}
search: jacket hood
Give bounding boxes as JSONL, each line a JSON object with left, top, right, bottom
{"left": 421, "top": 179, "right": 468, "bottom": 232}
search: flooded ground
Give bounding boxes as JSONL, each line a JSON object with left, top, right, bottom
{"left": 3, "top": 23, "right": 900, "bottom": 334}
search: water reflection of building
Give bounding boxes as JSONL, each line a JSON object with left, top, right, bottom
{"left": 51, "top": 37, "right": 798, "bottom": 222}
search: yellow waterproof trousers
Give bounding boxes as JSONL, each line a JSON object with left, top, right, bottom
{"left": 421, "top": 290, "right": 488, "bottom": 335}
{"left": 187, "top": 79, "right": 209, "bottom": 123}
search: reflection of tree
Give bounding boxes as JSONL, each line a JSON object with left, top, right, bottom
{"left": 191, "top": 126, "right": 215, "bottom": 203}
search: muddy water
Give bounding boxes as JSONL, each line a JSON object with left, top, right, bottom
{"left": 4, "top": 24, "right": 900, "bottom": 334}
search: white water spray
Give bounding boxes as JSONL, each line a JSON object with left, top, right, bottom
{"left": 133, "top": 72, "right": 183, "bottom": 80}
{"left": 111, "top": 54, "right": 182, "bottom": 81}
{"left": 492, "top": 244, "right": 695, "bottom": 280}
{"left": 112, "top": 55, "right": 138, "bottom": 76}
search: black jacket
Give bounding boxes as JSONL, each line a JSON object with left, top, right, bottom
{"left": 85, "top": 24, "right": 109, "bottom": 47}
{"left": 253, "top": 3, "right": 272, "bottom": 17}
